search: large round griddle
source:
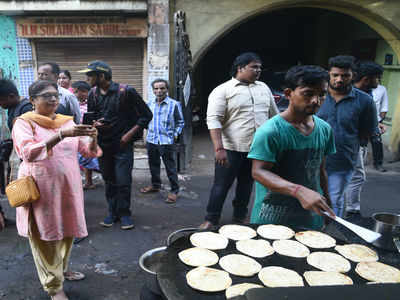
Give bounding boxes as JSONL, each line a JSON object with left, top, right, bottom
{"left": 156, "top": 224, "right": 400, "bottom": 300}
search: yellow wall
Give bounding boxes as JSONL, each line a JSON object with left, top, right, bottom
{"left": 173, "top": 0, "right": 400, "bottom": 155}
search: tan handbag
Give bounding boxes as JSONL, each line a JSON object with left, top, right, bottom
{"left": 6, "top": 119, "right": 40, "bottom": 207}
{"left": 6, "top": 175, "right": 40, "bottom": 207}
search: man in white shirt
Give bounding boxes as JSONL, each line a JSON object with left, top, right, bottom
{"left": 371, "top": 83, "right": 389, "bottom": 171}
{"left": 199, "top": 52, "right": 278, "bottom": 229}
{"left": 38, "top": 62, "right": 81, "bottom": 124}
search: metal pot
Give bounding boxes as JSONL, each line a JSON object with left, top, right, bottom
{"left": 372, "top": 212, "right": 400, "bottom": 252}
{"left": 139, "top": 228, "right": 198, "bottom": 297}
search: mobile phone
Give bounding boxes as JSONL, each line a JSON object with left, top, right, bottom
{"left": 82, "top": 112, "right": 96, "bottom": 125}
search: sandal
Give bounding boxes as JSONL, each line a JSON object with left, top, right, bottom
{"left": 140, "top": 186, "right": 160, "bottom": 193}
{"left": 64, "top": 271, "right": 85, "bottom": 281}
{"left": 83, "top": 184, "right": 96, "bottom": 190}
{"left": 165, "top": 193, "right": 177, "bottom": 204}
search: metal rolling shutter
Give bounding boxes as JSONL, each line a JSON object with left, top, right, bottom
{"left": 36, "top": 39, "right": 144, "bottom": 95}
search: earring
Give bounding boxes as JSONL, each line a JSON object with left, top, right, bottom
{"left": 32, "top": 104, "right": 35, "bottom": 110}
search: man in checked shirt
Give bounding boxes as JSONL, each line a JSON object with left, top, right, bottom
{"left": 140, "top": 79, "right": 185, "bottom": 204}
{"left": 199, "top": 52, "right": 278, "bottom": 230}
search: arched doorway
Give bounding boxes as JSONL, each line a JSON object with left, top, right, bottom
{"left": 191, "top": 5, "right": 400, "bottom": 152}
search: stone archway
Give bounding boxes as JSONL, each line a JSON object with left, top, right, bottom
{"left": 185, "top": 0, "right": 400, "bottom": 155}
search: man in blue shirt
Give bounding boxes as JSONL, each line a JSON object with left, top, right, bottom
{"left": 345, "top": 61, "right": 384, "bottom": 217}
{"left": 317, "top": 56, "right": 377, "bottom": 217}
{"left": 140, "top": 79, "right": 185, "bottom": 203}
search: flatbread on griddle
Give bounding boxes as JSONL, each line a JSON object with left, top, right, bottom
{"left": 257, "top": 224, "right": 295, "bottom": 240}
{"left": 236, "top": 239, "right": 274, "bottom": 258}
{"left": 258, "top": 266, "right": 304, "bottom": 287}
{"left": 304, "top": 271, "right": 353, "bottom": 286}
{"left": 178, "top": 247, "right": 219, "bottom": 267}
{"left": 272, "top": 239, "right": 310, "bottom": 258}
{"left": 355, "top": 261, "right": 400, "bottom": 283}
{"left": 307, "top": 251, "right": 351, "bottom": 273}
{"left": 186, "top": 266, "right": 232, "bottom": 292}
{"left": 225, "top": 283, "right": 263, "bottom": 299}
{"left": 295, "top": 231, "right": 336, "bottom": 249}
{"left": 218, "top": 224, "right": 257, "bottom": 241}
{"left": 190, "top": 231, "right": 229, "bottom": 250}
{"left": 334, "top": 244, "right": 378, "bottom": 262}
{"left": 219, "top": 254, "right": 262, "bottom": 277}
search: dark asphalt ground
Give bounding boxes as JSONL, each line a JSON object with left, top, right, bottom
{"left": 0, "top": 131, "right": 399, "bottom": 300}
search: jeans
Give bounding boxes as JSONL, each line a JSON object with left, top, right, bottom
{"left": 371, "top": 126, "right": 384, "bottom": 166}
{"left": 327, "top": 169, "right": 354, "bottom": 218}
{"left": 146, "top": 142, "right": 179, "bottom": 194}
{"left": 98, "top": 144, "right": 134, "bottom": 218}
{"left": 205, "top": 150, "right": 253, "bottom": 224}
{"left": 345, "top": 147, "right": 367, "bottom": 213}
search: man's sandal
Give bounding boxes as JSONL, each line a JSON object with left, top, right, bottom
{"left": 165, "top": 193, "right": 177, "bottom": 204}
{"left": 140, "top": 186, "right": 160, "bottom": 193}
{"left": 64, "top": 271, "right": 85, "bottom": 281}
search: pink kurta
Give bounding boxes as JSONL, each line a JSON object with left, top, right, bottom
{"left": 12, "top": 118, "right": 100, "bottom": 241}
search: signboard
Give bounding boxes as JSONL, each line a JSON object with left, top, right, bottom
{"left": 16, "top": 17, "right": 147, "bottom": 38}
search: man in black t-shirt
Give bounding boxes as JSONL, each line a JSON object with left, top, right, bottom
{"left": 79, "top": 61, "right": 152, "bottom": 230}
{"left": 0, "top": 79, "right": 33, "bottom": 230}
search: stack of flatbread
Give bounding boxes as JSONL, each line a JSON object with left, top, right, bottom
{"left": 182, "top": 225, "right": 400, "bottom": 294}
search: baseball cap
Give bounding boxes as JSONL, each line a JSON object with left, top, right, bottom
{"left": 78, "top": 60, "right": 112, "bottom": 76}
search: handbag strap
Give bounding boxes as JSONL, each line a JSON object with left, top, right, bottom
{"left": 9, "top": 119, "right": 35, "bottom": 182}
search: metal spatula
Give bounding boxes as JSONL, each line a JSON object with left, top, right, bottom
{"left": 323, "top": 212, "right": 381, "bottom": 243}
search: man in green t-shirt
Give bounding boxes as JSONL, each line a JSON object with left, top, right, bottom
{"left": 248, "top": 65, "right": 336, "bottom": 230}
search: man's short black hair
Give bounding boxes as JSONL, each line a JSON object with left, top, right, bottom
{"left": 285, "top": 65, "right": 328, "bottom": 90}
{"left": 230, "top": 52, "right": 262, "bottom": 77}
{"left": 151, "top": 78, "right": 169, "bottom": 89}
{"left": 39, "top": 62, "right": 61, "bottom": 76}
{"left": 353, "top": 61, "right": 384, "bottom": 83}
{"left": 71, "top": 80, "right": 91, "bottom": 91}
{"left": 0, "top": 79, "right": 19, "bottom": 97}
{"left": 328, "top": 55, "right": 357, "bottom": 72}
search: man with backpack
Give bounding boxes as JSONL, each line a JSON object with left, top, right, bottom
{"left": 79, "top": 61, "right": 152, "bottom": 230}
{"left": 0, "top": 79, "right": 33, "bottom": 230}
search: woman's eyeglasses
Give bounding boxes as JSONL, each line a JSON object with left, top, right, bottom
{"left": 35, "top": 93, "right": 60, "bottom": 100}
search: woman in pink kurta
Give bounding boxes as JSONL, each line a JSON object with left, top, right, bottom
{"left": 12, "top": 80, "right": 100, "bottom": 300}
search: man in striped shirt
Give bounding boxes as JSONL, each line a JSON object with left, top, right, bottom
{"left": 140, "top": 79, "right": 185, "bottom": 203}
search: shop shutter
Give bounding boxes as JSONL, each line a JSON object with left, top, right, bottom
{"left": 36, "top": 39, "right": 144, "bottom": 95}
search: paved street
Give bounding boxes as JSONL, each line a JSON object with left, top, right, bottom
{"left": 0, "top": 131, "right": 399, "bottom": 300}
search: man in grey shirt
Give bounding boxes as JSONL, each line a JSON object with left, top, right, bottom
{"left": 37, "top": 62, "right": 81, "bottom": 124}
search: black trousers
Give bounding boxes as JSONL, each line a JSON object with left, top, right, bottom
{"left": 205, "top": 150, "right": 253, "bottom": 224}
{"left": 371, "top": 126, "right": 384, "bottom": 166}
{"left": 98, "top": 144, "right": 134, "bottom": 218}
{"left": 146, "top": 142, "right": 179, "bottom": 194}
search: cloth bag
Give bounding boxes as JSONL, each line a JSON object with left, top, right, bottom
{"left": 6, "top": 118, "right": 40, "bottom": 207}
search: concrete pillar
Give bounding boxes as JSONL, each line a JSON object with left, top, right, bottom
{"left": 146, "top": 0, "right": 170, "bottom": 101}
